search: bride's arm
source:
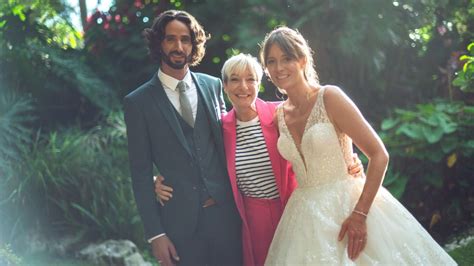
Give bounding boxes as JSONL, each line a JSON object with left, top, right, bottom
{"left": 323, "top": 85, "right": 389, "bottom": 260}
{"left": 324, "top": 85, "right": 389, "bottom": 215}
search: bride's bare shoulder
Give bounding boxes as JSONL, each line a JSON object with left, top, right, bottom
{"left": 320, "top": 85, "right": 352, "bottom": 108}
{"left": 320, "top": 85, "right": 346, "bottom": 99}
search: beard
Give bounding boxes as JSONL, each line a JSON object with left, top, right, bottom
{"left": 162, "top": 50, "right": 193, "bottom": 70}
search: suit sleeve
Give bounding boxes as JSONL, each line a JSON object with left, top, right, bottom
{"left": 124, "top": 96, "right": 164, "bottom": 240}
{"left": 216, "top": 78, "right": 227, "bottom": 115}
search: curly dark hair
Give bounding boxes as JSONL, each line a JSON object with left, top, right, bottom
{"left": 143, "top": 10, "right": 209, "bottom": 66}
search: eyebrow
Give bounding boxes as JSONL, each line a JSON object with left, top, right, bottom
{"left": 164, "top": 34, "right": 191, "bottom": 38}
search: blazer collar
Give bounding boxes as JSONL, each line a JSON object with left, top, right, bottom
{"left": 255, "top": 98, "right": 275, "bottom": 127}
{"left": 148, "top": 72, "right": 192, "bottom": 156}
{"left": 222, "top": 98, "right": 274, "bottom": 129}
{"left": 222, "top": 109, "right": 236, "bottom": 132}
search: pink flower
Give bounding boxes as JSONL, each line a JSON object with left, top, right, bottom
{"left": 134, "top": 0, "right": 144, "bottom": 8}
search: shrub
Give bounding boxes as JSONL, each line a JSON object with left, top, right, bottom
{"left": 3, "top": 112, "right": 145, "bottom": 247}
{"left": 380, "top": 100, "right": 474, "bottom": 241}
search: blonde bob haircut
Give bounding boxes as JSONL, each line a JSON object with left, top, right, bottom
{"left": 221, "top": 53, "right": 263, "bottom": 84}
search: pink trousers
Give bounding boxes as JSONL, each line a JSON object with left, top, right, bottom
{"left": 243, "top": 196, "right": 283, "bottom": 266}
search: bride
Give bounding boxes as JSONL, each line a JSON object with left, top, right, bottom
{"left": 260, "top": 26, "right": 456, "bottom": 265}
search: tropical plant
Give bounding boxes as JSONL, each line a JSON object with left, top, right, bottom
{"left": 453, "top": 42, "right": 474, "bottom": 93}
{"left": 380, "top": 98, "right": 474, "bottom": 241}
{"left": 0, "top": 89, "right": 34, "bottom": 177}
{"left": 0, "top": 0, "right": 119, "bottom": 129}
{"left": 3, "top": 112, "right": 145, "bottom": 247}
{"left": 0, "top": 88, "right": 35, "bottom": 246}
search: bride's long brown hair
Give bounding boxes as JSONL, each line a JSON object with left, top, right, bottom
{"left": 259, "top": 26, "right": 320, "bottom": 93}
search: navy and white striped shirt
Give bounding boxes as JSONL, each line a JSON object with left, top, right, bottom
{"left": 235, "top": 116, "right": 279, "bottom": 199}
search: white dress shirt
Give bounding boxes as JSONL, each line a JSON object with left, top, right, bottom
{"left": 158, "top": 68, "right": 198, "bottom": 120}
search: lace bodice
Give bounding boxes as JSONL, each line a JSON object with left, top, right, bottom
{"left": 277, "top": 87, "right": 354, "bottom": 187}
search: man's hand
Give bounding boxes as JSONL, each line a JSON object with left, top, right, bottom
{"left": 151, "top": 236, "right": 180, "bottom": 266}
{"left": 348, "top": 153, "right": 364, "bottom": 177}
{"left": 154, "top": 175, "right": 174, "bottom": 206}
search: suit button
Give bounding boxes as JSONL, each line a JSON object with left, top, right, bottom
{"left": 192, "top": 186, "right": 197, "bottom": 190}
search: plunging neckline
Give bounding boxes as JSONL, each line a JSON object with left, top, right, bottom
{"left": 281, "top": 88, "right": 322, "bottom": 171}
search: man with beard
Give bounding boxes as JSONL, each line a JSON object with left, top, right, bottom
{"left": 123, "top": 10, "right": 241, "bottom": 266}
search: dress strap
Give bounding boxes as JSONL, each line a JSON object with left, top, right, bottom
{"left": 313, "top": 87, "right": 330, "bottom": 124}
{"left": 276, "top": 103, "right": 286, "bottom": 133}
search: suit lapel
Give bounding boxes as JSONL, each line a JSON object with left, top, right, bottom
{"left": 147, "top": 73, "right": 192, "bottom": 157}
{"left": 192, "top": 73, "right": 225, "bottom": 156}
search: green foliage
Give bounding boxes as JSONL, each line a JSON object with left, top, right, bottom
{"left": 0, "top": 0, "right": 80, "bottom": 48}
{"left": 83, "top": 0, "right": 168, "bottom": 99}
{"left": 0, "top": 89, "right": 34, "bottom": 177}
{"left": 380, "top": 100, "right": 474, "bottom": 239}
{"left": 1, "top": 0, "right": 472, "bottom": 253}
{"left": 453, "top": 42, "right": 474, "bottom": 92}
{"left": 0, "top": 89, "right": 35, "bottom": 246}
{"left": 0, "top": 244, "right": 22, "bottom": 266}
{"left": 382, "top": 166, "right": 409, "bottom": 199}
{"left": 449, "top": 238, "right": 474, "bottom": 266}
{"left": 0, "top": 1, "right": 119, "bottom": 129}
{"left": 2, "top": 112, "right": 144, "bottom": 246}
{"left": 381, "top": 100, "right": 473, "bottom": 162}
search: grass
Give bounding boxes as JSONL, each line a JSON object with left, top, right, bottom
{"left": 448, "top": 237, "right": 474, "bottom": 266}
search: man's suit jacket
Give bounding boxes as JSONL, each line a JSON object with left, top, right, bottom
{"left": 124, "top": 71, "right": 228, "bottom": 240}
{"left": 221, "top": 98, "right": 298, "bottom": 266}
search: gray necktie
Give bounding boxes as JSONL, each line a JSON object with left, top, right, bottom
{"left": 177, "top": 81, "right": 194, "bottom": 127}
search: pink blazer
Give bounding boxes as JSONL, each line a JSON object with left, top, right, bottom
{"left": 222, "top": 98, "right": 298, "bottom": 266}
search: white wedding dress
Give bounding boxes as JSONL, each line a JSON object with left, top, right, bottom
{"left": 265, "top": 88, "right": 456, "bottom": 265}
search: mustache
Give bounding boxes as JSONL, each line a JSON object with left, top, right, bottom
{"left": 168, "top": 51, "right": 186, "bottom": 57}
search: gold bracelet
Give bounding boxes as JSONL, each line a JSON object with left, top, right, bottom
{"left": 353, "top": 210, "right": 368, "bottom": 217}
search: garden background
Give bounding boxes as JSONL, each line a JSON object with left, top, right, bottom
{"left": 0, "top": 0, "right": 473, "bottom": 265}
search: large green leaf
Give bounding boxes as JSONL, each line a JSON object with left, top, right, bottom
{"left": 396, "top": 123, "right": 424, "bottom": 140}
{"left": 419, "top": 115, "right": 439, "bottom": 126}
{"left": 430, "top": 112, "right": 457, "bottom": 133}
{"left": 394, "top": 109, "right": 418, "bottom": 121}
{"left": 422, "top": 125, "right": 444, "bottom": 143}
{"left": 381, "top": 118, "right": 399, "bottom": 130}
{"left": 383, "top": 172, "right": 409, "bottom": 199}
{"left": 464, "top": 106, "right": 474, "bottom": 114}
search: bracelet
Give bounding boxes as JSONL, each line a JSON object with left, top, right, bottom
{"left": 352, "top": 210, "right": 368, "bottom": 217}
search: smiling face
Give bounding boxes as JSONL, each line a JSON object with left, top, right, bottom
{"left": 160, "top": 19, "right": 193, "bottom": 71}
{"left": 265, "top": 44, "right": 306, "bottom": 93}
{"left": 224, "top": 68, "right": 259, "bottom": 110}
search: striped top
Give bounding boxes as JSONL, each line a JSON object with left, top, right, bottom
{"left": 235, "top": 116, "right": 279, "bottom": 199}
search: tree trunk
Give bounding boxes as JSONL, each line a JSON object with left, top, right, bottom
{"left": 79, "top": 0, "right": 87, "bottom": 30}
